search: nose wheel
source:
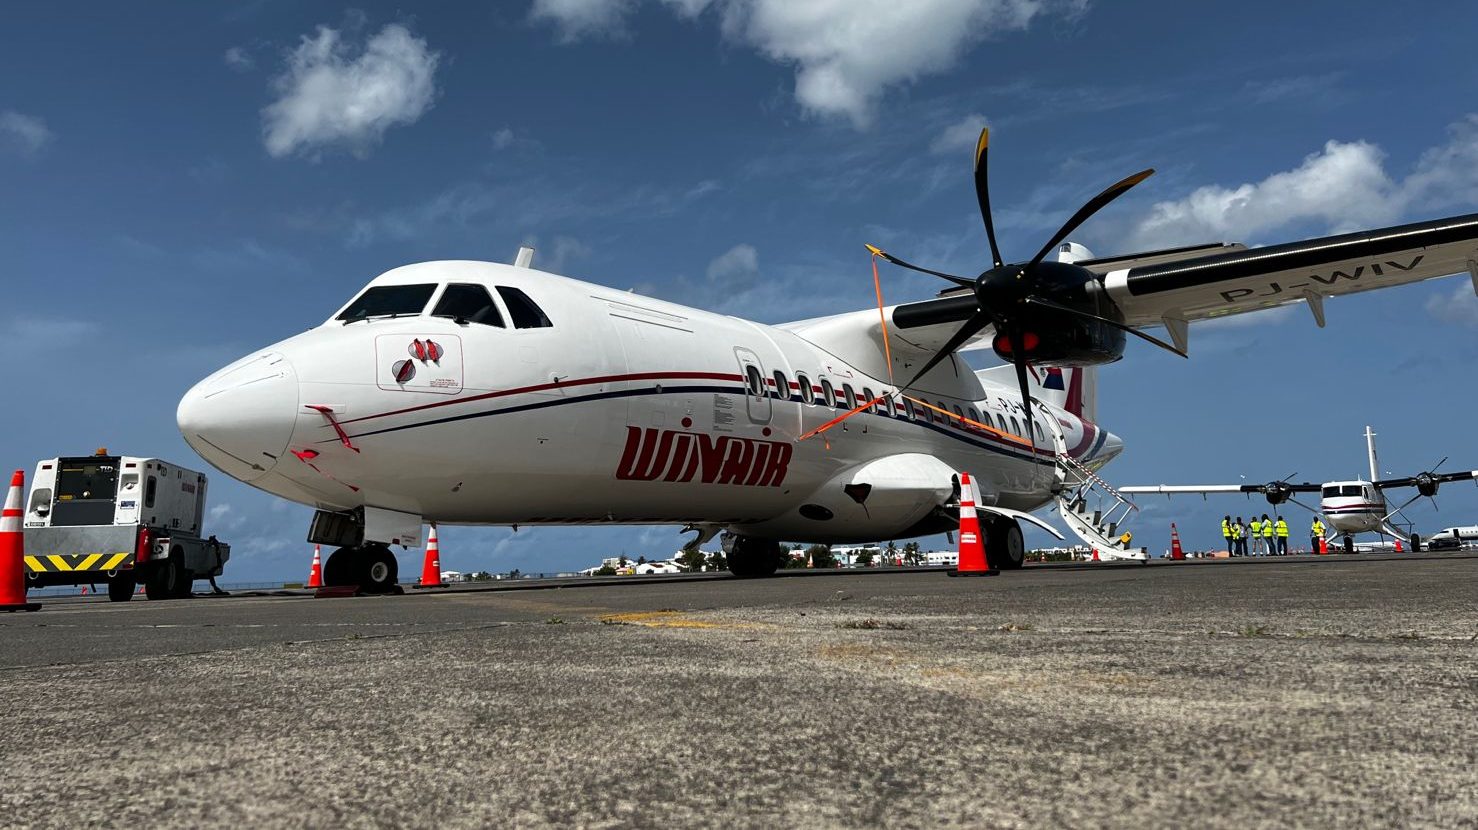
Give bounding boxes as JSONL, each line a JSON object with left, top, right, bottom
{"left": 324, "top": 544, "right": 400, "bottom": 593}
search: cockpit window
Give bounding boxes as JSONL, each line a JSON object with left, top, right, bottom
{"left": 337, "top": 284, "right": 437, "bottom": 322}
{"left": 432, "top": 284, "right": 505, "bottom": 327}
{"left": 496, "top": 286, "right": 553, "bottom": 329}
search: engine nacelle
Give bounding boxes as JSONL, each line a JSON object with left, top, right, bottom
{"left": 990, "top": 261, "right": 1126, "bottom": 367}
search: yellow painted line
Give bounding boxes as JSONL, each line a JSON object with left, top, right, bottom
{"left": 49, "top": 555, "right": 73, "bottom": 572}
{"left": 78, "top": 553, "right": 103, "bottom": 571}
{"left": 102, "top": 552, "right": 128, "bottom": 570}
{"left": 599, "top": 610, "right": 760, "bottom": 630}
{"left": 23, "top": 556, "right": 46, "bottom": 572}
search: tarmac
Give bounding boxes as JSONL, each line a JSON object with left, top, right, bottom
{"left": 1, "top": 554, "right": 1475, "bottom": 829}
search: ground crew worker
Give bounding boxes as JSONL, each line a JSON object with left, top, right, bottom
{"left": 1275, "top": 515, "right": 1289, "bottom": 555}
{"left": 1250, "top": 517, "right": 1264, "bottom": 555}
{"left": 1311, "top": 517, "right": 1326, "bottom": 553}
{"left": 1261, "top": 513, "right": 1275, "bottom": 556}
{"left": 1232, "top": 517, "right": 1246, "bottom": 556}
{"left": 1221, "top": 516, "right": 1233, "bottom": 554}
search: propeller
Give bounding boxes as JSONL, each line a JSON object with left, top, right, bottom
{"left": 866, "top": 127, "right": 1175, "bottom": 451}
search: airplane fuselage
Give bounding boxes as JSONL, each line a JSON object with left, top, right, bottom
{"left": 177, "top": 261, "right": 1122, "bottom": 545}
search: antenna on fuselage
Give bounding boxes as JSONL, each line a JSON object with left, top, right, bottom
{"left": 514, "top": 246, "right": 535, "bottom": 268}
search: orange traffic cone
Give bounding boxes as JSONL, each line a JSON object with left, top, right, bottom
{"left": 1091, "top": 548, "right": 1100, "bottom": 561}
{"left": 1394, "top": 538, "right": 1403, "bottom": 553}
{"left": 1169, "top": 523, "right": 1185, "bottom": 560}
{"left": 949, "top": 472, "right": 997, "bottom": 577}
{"left": 1, "top": 470, "right": 41, "bottom": 612}
{"left": 1318, "top": 537, "right": 1328, "bottom": 555}
{"left": 418, "top": 524, "right": 444, "bottom": 588}
{"left": 306, "top": 545, "right": 324, "bottom": 589}
{"left": 80, "top": 585, "right": 89, "bottom": 596}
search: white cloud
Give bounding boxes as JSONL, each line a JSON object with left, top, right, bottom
{"left": 1426, "top": 280, "right": 1478, "bottom": 327}
{"left": 492, "top": 127, "right": 515, "bottom": 149}
{"left": 931, "top": 112, "right": 989, "bottom": 155}
{"left": 223, "top": 46, "right": 255, "bottom": 72}
{"left": 706, "top": 243, "right": 759, "bottom": 281}
{"left": 262, "top": 23, "right": 440, "bottom": 159}
{"left": 530, "top": 0, "right": 639, "bottom": 41}
{"left": 531, "top": 0, "right": 1084, "bottom": 126}
{"left": 0, "top": 110, "right": 52, "bottom": 156}
{"left": 1126, "top": 115, "right": 1478, "bottom": 251}
{"left": 1127, "top": 140, "right": 1397, "bottom": 250}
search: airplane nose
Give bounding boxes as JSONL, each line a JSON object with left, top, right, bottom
{"left": 177, "top": 352, "right": 299, "bottom": 483}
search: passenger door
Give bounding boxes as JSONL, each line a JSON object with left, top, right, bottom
{"left": 734, "top": 347, "right": 771, "bottom": 426}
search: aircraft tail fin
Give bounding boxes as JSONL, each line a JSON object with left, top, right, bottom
{"left": 974, "top": 365, "right": 1097, "bottom": 421}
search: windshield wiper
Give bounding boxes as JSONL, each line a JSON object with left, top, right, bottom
{"left": 342, "top": 312, "right": 417, "bottom": 326}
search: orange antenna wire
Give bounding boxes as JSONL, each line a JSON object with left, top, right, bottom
{"left": 798, "top": 396, "right": 888, "bottom": 443}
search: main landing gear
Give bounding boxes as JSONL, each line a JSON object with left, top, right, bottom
{"left": 323, "top": 544, "right": 400, "bottom": 593}
{"left": 725, "top": 535, "right": 782, "bottom": 578}
{"left": 982, "top": 516, "right": 1026, "bottom": 570}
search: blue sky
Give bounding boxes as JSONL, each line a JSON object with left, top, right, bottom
{"left": 5, "top": 1, "right": 1478, "bottom": 580}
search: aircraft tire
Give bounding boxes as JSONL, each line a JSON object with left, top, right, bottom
{"left": 358, "top": 544, "right": 399, "bottom": 594}
{"left": 986, "top": 517, "right": 1025, "bottom": 570}
{"left": 1343, "top": 536, "right": 1356, "bottom": 555}
{"left": 727, "top": 537, "right": 781, "bottom": 578}
{"left": 323, "top": 547, "right": 356, "bottom": 587}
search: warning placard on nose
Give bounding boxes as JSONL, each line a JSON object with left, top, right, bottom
{"left": 376, "top": 335, "right": 464, "bottom": 395}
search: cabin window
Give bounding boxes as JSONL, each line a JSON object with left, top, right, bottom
{"left": 797, "top": 374, "right": 815, "bottom": 404}
{"left": 337, "top": 284, "right": 437, "bottom": 322}
{"left": 745, "top": 365, "right": 765, "bottom": 399}
{"left": 904, "top": 398, "right": 916, "bottom": 420}
{"left": 1034, "top": 423, "right": 1046, "bottom": 443}
{"left": 773, "top": 370, "right": 790, "bottom": 400}
{"left": 432, "top": 283, "right": 505, "bottom": 327}
{"left": 932, "top": 402, "right": 944, "bottom": 424}
{"left": 1343, "top": 485, "right": 1362, "bottom": 497}
{"left": 842, "top": 384, "right": 856, "bottom": 409}
{"left": 495, "top": 286, "right": 553, "bottom": 329}
{"left": 144, "top": 476, "right": 157, "bottom": 509}
{"left": 1322, "top": 486, "right": 1339, "bottom": 498}
{"left": 952, "top": 405, "right": 965, "bottom": 424}
{"left": 1009, "top": 416, "right": 1021, "bottom": 436}
{"left": 821, "top": 379, "right": 836, "bottom": 408}
{"left": 995, "top": 414, "right": 1008, "bottom": 432}
{"left": 967, "top": 407, "right": 981, "bottom": 428}
{"left": 862, "top": 387, "right": 877, "bottom": 414}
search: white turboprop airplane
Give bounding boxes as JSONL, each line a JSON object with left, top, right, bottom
{"left": 1124, "top": 426, "right": 1478, "bottom": 553}
{"left": 176, "top": 130, "right": 1478, "bottom": 590}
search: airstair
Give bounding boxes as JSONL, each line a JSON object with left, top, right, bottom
{"left": 1040, "top": 408, "right": 1149, "bottom": 562}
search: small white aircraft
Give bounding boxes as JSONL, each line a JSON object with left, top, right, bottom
{"left": 177, "top": 129, "right": 1478, "bottom": 590}
{"left": 1124, "top": 426, "right": 1478, "bottom": 552}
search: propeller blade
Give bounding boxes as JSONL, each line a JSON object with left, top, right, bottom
{"left": 1287, "top": 496, "right": 1323, "bottom": 518}
{"left": 865, "top": 245, "right": 974, "bottom": 288}
{"left": 972, "top": 128, "right": 1005, "bottom": 269}
{"left": 897, "top": 311, "right": 993, "bottom": 393}
{"left": 1431, "top": 456, "right": 1449, "bottom": 474}
{"left": 1280, "top": 472, "right": 1299, "bottom": 484}
{"left": 1012, "top": 347, "right": 1039, "bottom": 457}
{"left": 1022, "top": 294, "right": 1187, "bottom": 358}
{"left": 1027, "top": 168, "right": 1155, "bottom": 269}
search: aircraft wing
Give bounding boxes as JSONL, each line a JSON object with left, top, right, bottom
{"left": 1102, "top": 212, "right": 1478, "bottom": 341}
{"left": 1373, "top": 470, "right": 1478, "bottom": 490}
{"left": 1122, "top": 483, "right": 1324, "bottom": 497}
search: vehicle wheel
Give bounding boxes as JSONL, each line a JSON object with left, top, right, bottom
{"left": 1409, "top": 533, "right": 1421, "bottom": 553}
{"left": 169, "top": 548, "right": 194, "bottom": 598}
{"left": 728, "top": 537, "right": 781, "bottom": 578}
{"left": 1343, "top": 535, "right": 1356, "bottom": 555}
{"left": 107, "top": 574, "right": 135, "bottom": 602}
{"left": 323, "top": 547, "right": 358, "bottom": 587}
{"left": 358, "top": 544, "right": 399, "bottom": 594}
{"left": 145, "top": 555, "right": 185, "bottom": 600}
{"left": 985, "top": 517, "right": 1025, "bottom": 570}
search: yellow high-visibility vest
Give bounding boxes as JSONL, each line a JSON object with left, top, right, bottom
{"left": 1262, "top": 522, "right": 1274, "bottom": 538}
{"left": 1232, "top": 524, "right": 1244, "bottom": 539}
{"left": 1275, "top": 520, "right": 1289, "bottom": 537}
{"left": 1250, "top": 519, "right": 1262, "bottom": 535}
{"left": 1312, "top": 520, "right": 1325, "bottom": 535}
{"left": 1221, "top": 520, "right": 1232, "bottom": 537}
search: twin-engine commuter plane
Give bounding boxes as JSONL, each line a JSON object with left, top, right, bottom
{"left": 177, "top": 129, "right": 1478, "bottom": 590}
{"left": 1124, "top": 426, "right": 1478, "bottom": 553}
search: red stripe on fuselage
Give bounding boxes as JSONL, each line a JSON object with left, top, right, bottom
{"left": 339, "top": 371, "right": 743, "bottom": 426}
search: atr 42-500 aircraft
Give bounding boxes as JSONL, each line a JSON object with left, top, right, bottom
{"left": 1124, "top": 426, "right": 1478, "bottom": 553}
{"left": 177, "top": 129, "right": 1478, "bottom": 590}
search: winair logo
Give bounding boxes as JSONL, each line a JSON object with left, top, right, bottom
{"left": 616, "top": 427, "right": 793, "bottom": 487}
{"left": 1218, "top": 255, "right": 1423, "bottom": 303}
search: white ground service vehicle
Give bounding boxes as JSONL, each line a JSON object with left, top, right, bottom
{"left": 22, "top": 451, "right": 230, "bottom": 601}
